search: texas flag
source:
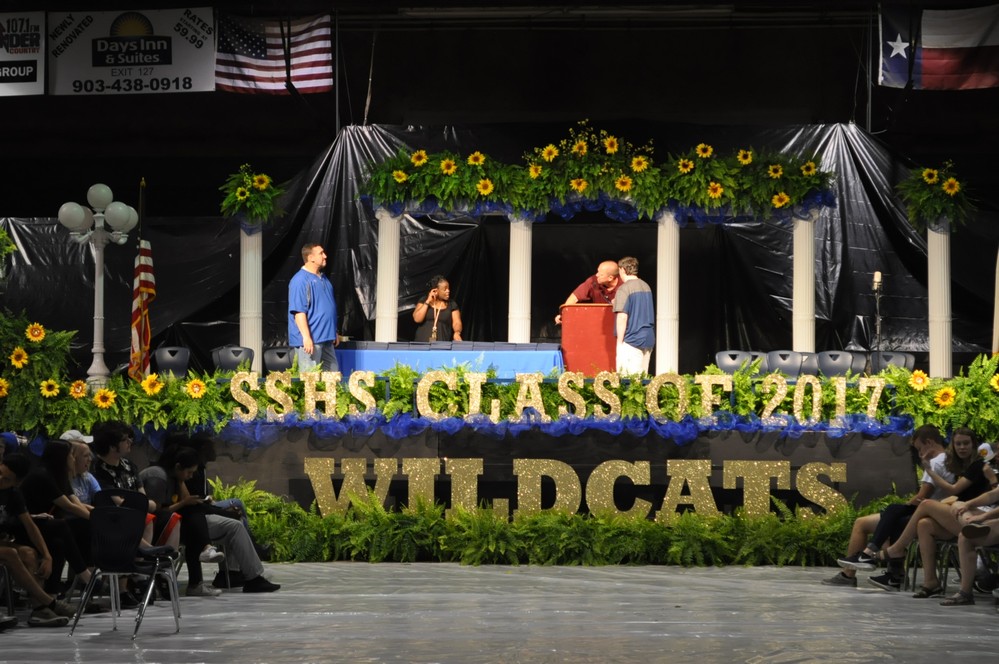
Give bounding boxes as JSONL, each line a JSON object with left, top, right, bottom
{"left": 880, "top": 4, "right": 999, "bottom": 90}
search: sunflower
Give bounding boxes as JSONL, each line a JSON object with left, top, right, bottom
{"left": 0, "top": 377, "right": 8, "bottom": 398}
{"left": 141, "top": 373, "right": 164, "bottom": 396}
{"left": 541, "top": 144, "right": 559, "bottom": 162}
{"left": 772, "top": 192, "right": 791, "bottom": 208}
{"left": 25, "top": 323, "right": 46, "bottom": 343}
{"left": 768, "top": 164, "right": 783, "bottom": 179}
{"left": 934, "top": 386, "right": 956, "bottom": 408}
{"left": 695, "top": 143, "right": 713, "bottom": 159}
{"left": 569, "top": 178, "right": 588, "bottom": 193}
{"left": 40, "top": 379, "right": 59, "bottom": 398}
{"left": 630, "top": 156, "right": 649, "bottom": 173}
{"left": 737, "top": 149, "right": 753, "bottom": 166}
{"left": 707, "top": 182, "right": 724, "bottom": 199}
{"left": 93, "top": 388, "right": 116, "bottom": 410}
{"left": 9, "top": 347, "right": 28, "bottom": 369}
{"left": 615, "top": 175, "right": 633, "bottom": 193}
{"left": 800, "top": 161, "right": 817, "bottom": 177}
{"left": 467, "top": 151, "right": 486, "bottom": 167}
{"left": 185, "top": 378, "right": 207, "bottom": 399}
{"left": 252, "top": 173, "right": 271, "bottom": 191}
{"left": 392, "top": 170, "right": 408, "bottom": 184}
{"left": 235, "top": 187, "right": 250, "bottom": 202}
{"left": 571, "top": 140, "right": 588, "bottom": 157}
{"left": 677, "top": 159, "right": 695, "bottom": 175}
{"left": 528, "top": 164, "right": 543, "bottom": 179}
{"left": 69, "top": 380, "right": 87, "bottom": 399}
{"left": 411, "top": 150, "right": 428, "bottom": 167}
{"left": 909, "top": 369, "right": 930, "bottom": 391}
{"left": 942, "top": 178, "right": 961, "bottom": 196}
{"left": 440, "top": 159, "right": 457, "bottom": 176}
{"left": 603, "top": 136, "right": 619, "bottom": 154}
{"left": 476, "top": 178, "right": 494, "bottom": 196}
{"left": 922, "top": 168, "right": 939, "bottom": 185}
{"left": 991, "top": 374, "right": 999, "bottom": 393}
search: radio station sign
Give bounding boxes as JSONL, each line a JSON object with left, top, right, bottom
{"left": 48, "top": 7, "right": 215, "bottom": 95}
{"left": 0, "top": 12, "right": 45, "bottom": 96}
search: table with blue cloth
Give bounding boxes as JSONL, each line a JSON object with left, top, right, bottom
{"left": 334, "top": 341, "right": 564, "bottom": 379}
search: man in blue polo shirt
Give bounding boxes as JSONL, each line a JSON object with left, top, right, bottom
{"left": 289, "top": 243, "right": 339, "bottom": 371}
{"left": 613, "top": 256, "right": 655, "bottom": 375}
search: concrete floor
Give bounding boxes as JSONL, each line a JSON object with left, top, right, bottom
{"left": 2, "top": 563, "right": 998, "bottom": 664}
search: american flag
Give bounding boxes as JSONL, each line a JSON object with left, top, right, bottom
{"left": 128, "top": 240, "right": 156, "bottom": 381}
{"left": 215, "top": 14, "right": 333, "bottom": 94}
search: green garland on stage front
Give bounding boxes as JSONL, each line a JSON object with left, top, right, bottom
{"left": 4, "top": 311, "right": 999, "bottom": 440}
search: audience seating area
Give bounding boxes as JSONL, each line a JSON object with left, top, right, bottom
{"left": 715, "top": 349, "right": 917, "bottom": 376}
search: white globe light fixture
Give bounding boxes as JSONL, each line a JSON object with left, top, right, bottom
{"left": 58, "top": 183, "right": 135, "bottom": 386}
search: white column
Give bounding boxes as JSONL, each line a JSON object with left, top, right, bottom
{"left": 374, "top": 209, "right": 401, "bottom": 342}
{"left": 508, "top": 216, "right": 533, "bottom": 342}
{"left": 928, "top": 220, "right": 952, "bottom": 378}
{"left": 792, "top": 210, "right": 818, "bottom": 353}
{"left": 655, "top": 211, "right": 680, "bottom": 373}
{"left": 239, "top": 229, "right": 263, "bottom": 372}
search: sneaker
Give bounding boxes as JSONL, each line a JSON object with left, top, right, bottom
{"left": 0, "top": 615, "right": 17, "bottom": 632}
{"left": 242, "top": 575, "right": 280, "bottom": 593}
{"left": 837, "top": 551, "right": 878, "bottom": 571}
{"left": 186, "top": 583, "right": 223, "bottom": 597}
{"left": 868, "top": 572, "right": 902, "bottom": 591}
{"left": 27, "top": 606, "right": 69, "bottom": 628}
{"left": 50, "top": 599, "right": 77, "bottom": 618}
{"left": 199, "top": 545, "right": 225, "bottom": 563}
{"left": 821, "top": 571, "right": 857, "bottom": 587}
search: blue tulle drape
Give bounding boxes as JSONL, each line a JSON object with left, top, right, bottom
{"left": 211, "top": 410, "right": 912, "bottom": 450}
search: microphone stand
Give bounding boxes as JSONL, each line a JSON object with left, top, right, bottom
{"left": 873, "top": 280, "right": 883, "bottom": 369}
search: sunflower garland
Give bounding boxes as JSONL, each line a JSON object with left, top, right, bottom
{"left": 363, "top": 120, "right": 833, "bottom": 222}
{"left": 219, "top": 163, "right": 285, "bottom": 226}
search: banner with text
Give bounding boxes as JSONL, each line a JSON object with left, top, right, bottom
{"left": 0, "top": 12, "right": 45, "bottom": 96}
{"left": 47, "top": 7, "right": 215, "bottom": 95}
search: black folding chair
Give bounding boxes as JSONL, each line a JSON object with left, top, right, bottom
{"left": 70, "top": 504, "right": 181, "bottom": 638}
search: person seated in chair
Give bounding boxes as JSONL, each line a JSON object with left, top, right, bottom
{"left": 142, "top": 438, "right": 279, "bottom": 594}
{"left": 937, "top": 484, "right": 999, "bottom": 606}
{"left": 0, "top": 454, "right": 77, "bottom": 627}
{"left": 872, "top": 428, "right": 998, "bottom": 598}
{"left": 828, "top": 425, "right": 951, "bottom": 589}
{"left": 19, "top": 439, "right": 95, "bottom": 596}
{"left": 91, "top": 421, "right": 214, "bottom": 603}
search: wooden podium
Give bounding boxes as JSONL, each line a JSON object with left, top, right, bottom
{"left": 560, "top": 304, "right": 615, "bottom": 376}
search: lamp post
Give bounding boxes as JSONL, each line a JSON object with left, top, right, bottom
{"left": 57, "top": 184, "right": 137, "bottom": 387}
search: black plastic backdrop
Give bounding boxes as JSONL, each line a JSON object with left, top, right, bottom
{"left": 2, "top": 122, "right": 995, "bottom": 376}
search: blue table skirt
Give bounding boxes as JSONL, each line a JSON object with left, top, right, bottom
{"left": 335, "top": 342, "right": 564, "bottom": 379}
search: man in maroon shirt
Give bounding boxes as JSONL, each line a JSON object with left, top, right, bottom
{"left": 555, "top": 260, "right": 620, "bottom": 325}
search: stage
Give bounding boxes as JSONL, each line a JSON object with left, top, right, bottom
{"left": 4, "top": 562, "right": 998, "bottom": 663}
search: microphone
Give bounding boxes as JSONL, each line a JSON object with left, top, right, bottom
{"left": 872, "top": 271, "right": 882, "bottom": 291}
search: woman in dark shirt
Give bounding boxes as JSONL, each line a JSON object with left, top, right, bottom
{"left": 413, "top": 275, "right": 463, "bottom": 342}
{"left": 19, "top": 439, "right": 93, "bottom": 593}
